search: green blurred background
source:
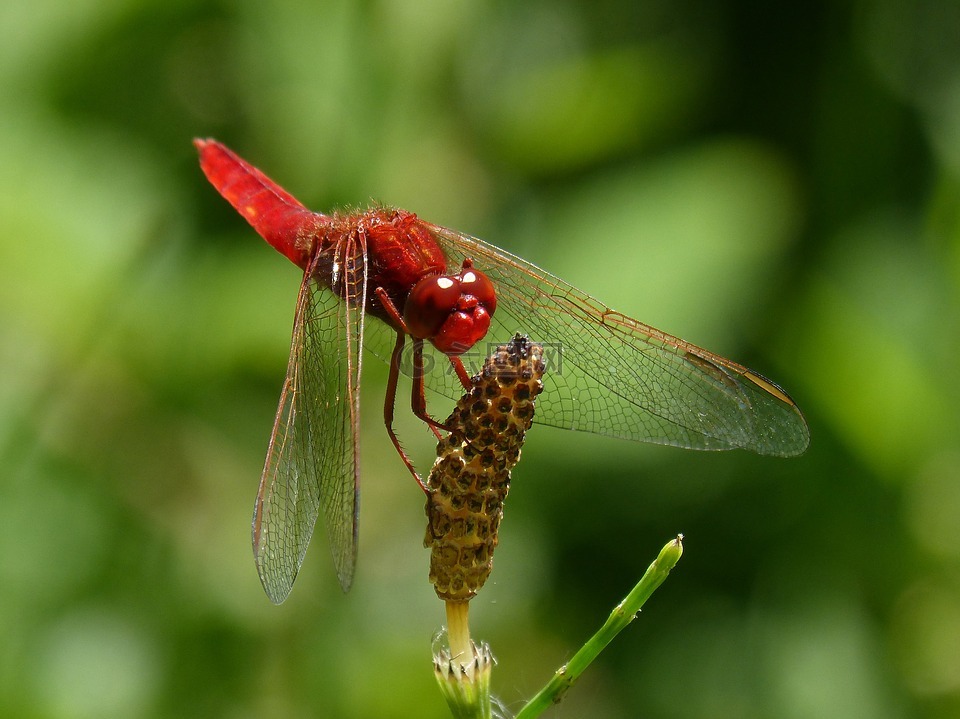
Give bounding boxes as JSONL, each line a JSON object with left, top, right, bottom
{"left": 2, "top": 0, "right": 959, "bottom": 717}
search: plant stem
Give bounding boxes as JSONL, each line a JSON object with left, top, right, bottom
{"left": 446, "top": 600, "right": 472, "bottom": 669}
{"left": 515, "top": 535, "right": 684, "bottom": 719}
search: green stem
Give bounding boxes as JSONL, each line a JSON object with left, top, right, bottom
{"left": 515, "top": 535, "right": 684, "bottom": 719}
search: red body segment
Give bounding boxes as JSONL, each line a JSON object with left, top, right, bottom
{"left": 195, "top": 139, "right": 321, "bottom": 269}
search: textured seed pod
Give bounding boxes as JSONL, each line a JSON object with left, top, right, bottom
{"left": 425, "top": 335, "right": 546, "bottom": 602}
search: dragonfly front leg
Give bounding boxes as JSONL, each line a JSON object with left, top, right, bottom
{"left": 447, "top": 355, "right": 472, "bottom": 390}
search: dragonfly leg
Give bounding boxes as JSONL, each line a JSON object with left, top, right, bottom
{"left": 447, "top": 355, "right": 472, "bottom": 390}
{"left": 411, "top": 340, "right": 444, "bottom": 441}
{"left": 374, "top": 286, "right": 413, "bottom": 335}
{"left": 384, "top": 331, "right": 428, "bottom": 492}
{"left": 374, "top": 287, "right": 452, "bottom": 437}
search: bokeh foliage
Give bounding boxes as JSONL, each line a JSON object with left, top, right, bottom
{"left": 2, "top": 0, "right": 959, "bottom": 717}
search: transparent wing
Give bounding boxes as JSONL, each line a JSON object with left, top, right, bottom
{"left": 410, "top": 223, "right": 809, "bottom": 457}
{"left": 252, "top": 241, "right": 366, "bottom": 603}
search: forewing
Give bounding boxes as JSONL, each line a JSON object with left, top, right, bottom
{"left": 252, "top": 244, "right": 366, "bottom": 603}
{"left": 423, "top": 223, "right": 809, "bottom": 457}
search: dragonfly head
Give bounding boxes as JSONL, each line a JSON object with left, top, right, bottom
{"left": 404, "top": 259, "right": 497, "bottom": 355}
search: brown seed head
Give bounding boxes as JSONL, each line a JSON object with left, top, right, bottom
{"left": 424, "top": 335, "right": 545, "bottom": 602}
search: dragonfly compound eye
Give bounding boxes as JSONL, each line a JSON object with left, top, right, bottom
{"left": 404, "top": 274, "right": 463, "bottom": 339}
{"left": 458, "top": 265, "right": 497, "bottom": 317}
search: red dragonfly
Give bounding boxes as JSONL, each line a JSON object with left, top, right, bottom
{"left": 195, "top": 139, "right": 809, "bottom": 604}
